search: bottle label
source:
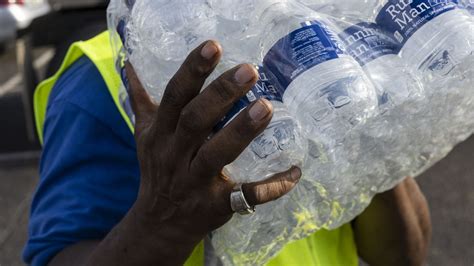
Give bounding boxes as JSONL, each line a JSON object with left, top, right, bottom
{"left": 340, "top": 22, "right": 401, "bottom": 66}
{"left": 215, "top": 20, "right": 345, "bottom": 131}
{"left": 214, "top": 66, "right": 282, "bottom": 130}
{"left": 376, "top": 0, "right": 458, "bottom": 47}
{"left": 263, "top": 20, "right": 346, "bottom": 94}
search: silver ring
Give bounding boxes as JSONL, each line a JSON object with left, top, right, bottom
{"left": 230, "top": 184, "right": 255, "bottom": 215}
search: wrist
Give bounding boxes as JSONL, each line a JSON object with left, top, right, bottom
{"left": 134, "top": 184, "right": 211, "bottom": 240}
{"left": 98, "top": 202, "right": 203, "bottom": 266}
{"left": 86, "top": 203, "right": 201, "bottom": 266}
{"left": 130, "top": 199, "right": 204, "bottom": 246}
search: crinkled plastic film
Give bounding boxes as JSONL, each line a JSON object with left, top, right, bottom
{"left": 107, "top": 0, "right": 474, "bottom": 265}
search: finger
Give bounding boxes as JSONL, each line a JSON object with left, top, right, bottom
{"left": 242, "top": 166, "right": 302, "bottom": 206}
{"left": 191, "top": 99, "right": 273, "bottom": 176}
{"left": 125, "top": 62, "right": 158, "bottom": 134}
{"left": 175, "top": 64, "right": 258, "bottom": 144}
{"left": 155, "top": 40, "right": 222, "bottom": 133}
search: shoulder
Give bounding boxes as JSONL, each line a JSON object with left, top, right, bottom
{"left": 46, "top": 56, "right": 133, "bottom": 146}
{"left": 49, "top": 56, "right": 105, "bottom": 105}
{"left": 23, "top": 56, "right": 140, "bottom": 265}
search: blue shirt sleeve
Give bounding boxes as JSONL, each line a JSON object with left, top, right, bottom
{"left": 23, "top": 57, "right": 140, "bottom": 266}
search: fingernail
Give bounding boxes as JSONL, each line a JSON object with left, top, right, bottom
{"left": 249, "top": 99, "right": 272, "bottom": 122}
{"left": 290, "top": 167, "right": 302, "bottom": 181}
{"left": 234, "top": 64, "right": 257, "bottom": 85}
{"left": 201, "top": 41, "right": 219, "bottom": 60}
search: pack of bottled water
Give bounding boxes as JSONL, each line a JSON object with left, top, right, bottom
{"left": 108, "top": 0, "right": 474, "bottom": 264}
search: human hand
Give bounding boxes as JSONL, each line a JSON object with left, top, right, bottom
{"left": 353, "top": 177, "right": 431, "bottom": 266}
{"left": 125, "top": 40, "right": 301, "bottom": 259}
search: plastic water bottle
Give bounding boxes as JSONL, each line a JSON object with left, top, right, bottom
{"left": 221, "top": 66, "right": 306, "bottom": 183}
{"left": 375, "top": 0, "right": 474, "bottom": 83}
{"left": 111, "top": 0, "right": 305, "bottom": 184}
{"left": 208, "top": 0, "right": 258, "bottom": 21}
{"left": 255, "top": 1, "right": 378, "bottom": 141}
{"left": 338, "top": 21, "right": 424, "bottom": 107}
{"left": 123, "top": 0, "right": 219, "bottom": 101}
{"left": 458, "top": 0, "right": 474, "bottom": 15}
{"left": 298, "top": 0, "right": 380, "bottom": 20}
{"left": 106, "top": 1, "right": 474, "bottom": 265}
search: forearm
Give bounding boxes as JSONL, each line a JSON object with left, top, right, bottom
{"left": 50, "top": 203, "right": 201, "bottom": 266}
{"left": 353, "top": 177, "right": 432, "bottom": 266}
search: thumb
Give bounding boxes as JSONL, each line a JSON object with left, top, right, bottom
{"left": 124, "top": 62, "right": 158, "bottom": 134}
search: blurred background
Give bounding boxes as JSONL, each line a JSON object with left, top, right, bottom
{"left": 0, "top": 0, "right": 472, "bottom": 265}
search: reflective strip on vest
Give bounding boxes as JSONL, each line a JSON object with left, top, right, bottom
{"left": 33, "top": 30, "right": 358, "bottom": 266}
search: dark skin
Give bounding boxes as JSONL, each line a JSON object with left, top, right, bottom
{"left": 354, "top": 177, "right": 432, "bottom": 266}
{"left": 49, "top": 40, "right": 432, "bottom": 266}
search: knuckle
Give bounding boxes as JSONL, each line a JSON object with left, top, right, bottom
{"left": 245, "top": 171, "right": 298, "bottom": 205}
{"left": 257, "top": 179, "right": 291, "bottom": 203}
{"left": 179, "top": 107, "right": 204, "bottom": 134}
{"left": 213, "top": 78, "right": 238, "bottom": 103}
{"left": 277, "top": 179, "right": 292, "bottom": 195}
{"left": 162, "top": 78, "right": 187, "bottom": 107}
{"left": 234, "top": 117, "right": 260, "bottom": 137}
{"left": 258, "top": 184, "right": 272, "bottom": 203}
{"left": 186, "top": 56, "right": 211, "bottom": 78}
{"left": 195, "top": 151, "right": 216, "bottom": 173}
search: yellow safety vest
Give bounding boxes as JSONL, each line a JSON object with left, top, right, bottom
{"left": 34, "top": 31, "right": 358, "bottom": 266}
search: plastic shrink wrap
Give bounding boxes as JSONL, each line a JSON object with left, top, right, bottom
{"left": 107, "top": 0, "right": 474, "bottom": 264}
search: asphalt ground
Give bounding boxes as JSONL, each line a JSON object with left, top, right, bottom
{"left": 0, "top": 46, "right": 473, "bottom": 266}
